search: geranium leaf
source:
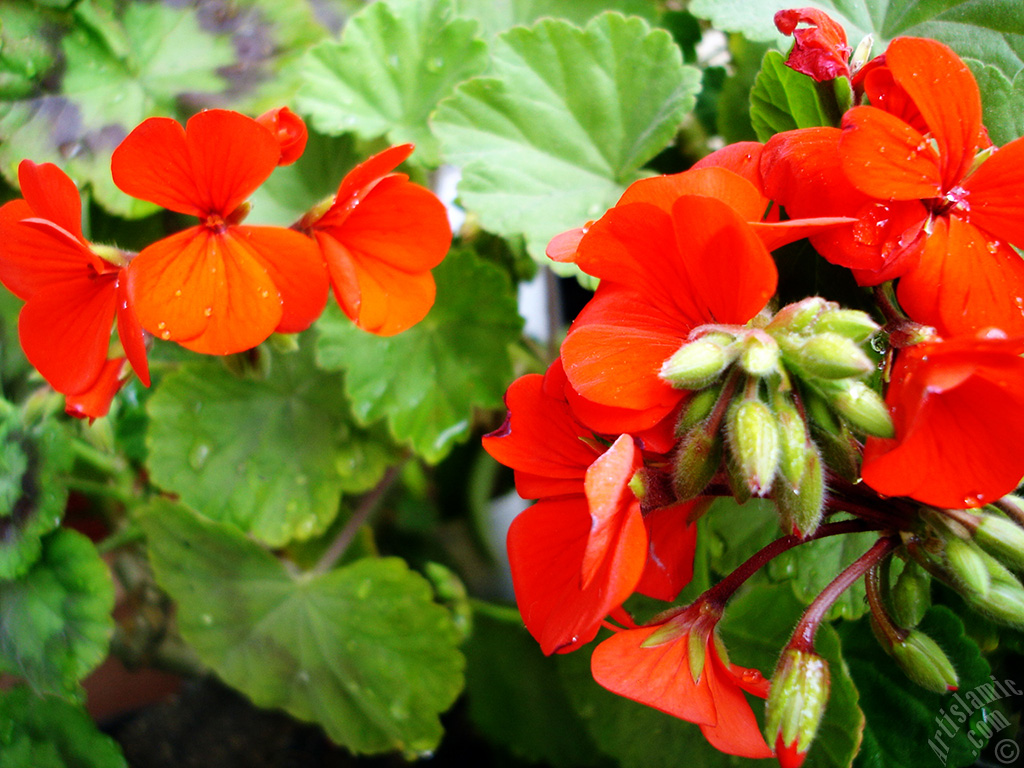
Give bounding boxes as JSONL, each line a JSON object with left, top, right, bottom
{"left": 146, "top": 341, "right": 395, "bottom": 548}
{"left": 0, "top": 686, "right": 127, "bottom": 768}
{"left": 967, "top": 59, "right": 1024, "bottom": 145}
{"left": 750, "top": 49, "right": 838, "bottom": 141}
{"left": 432, "top": 12, "right": 701, "bottom": 264}
{"left": 0, "top": 529, "right": 114, "bottom": 700}
{"left": 464, "top": 603, "right": 603, "bottom": 767}
{"left": 690, "top": 0, "right": 1024, "bottom": 79}
{"left": 315, "top": 250, "right": 522, "bottom": 464}
{"left": 296, "top": 0, "right": 489, "bottom": 167}
{"left": 0, "top": 407, "right": 73, "bottom": 580}
{"left": 139, "top": 499, "right": 465, "bottom": 757}
{"left": 451, "top": 0, "right": 658, "bottom": 38}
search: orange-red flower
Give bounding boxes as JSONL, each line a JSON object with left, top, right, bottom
{"left": 112, "top": 109, "right": 328, "bottom": 355}
{"left": 774, "top": 7, "right": 852, "bottom": 82}
{"left": 0, "top": 160, "right": 148, "bottom": 403}
{"left": 298, "top": 144, "right": 451, "bottom": 336}
{"left": 591, "top": 601, "right": 773, "bottom": 758}
{"left": 861, "top": 332, "right": 1024, "bottom": 508}
{"left": 762, "top": 38, "right": 1024, "bottom": 337}
{"left": 255, "top": 106, "right": 309, "bottom": 166}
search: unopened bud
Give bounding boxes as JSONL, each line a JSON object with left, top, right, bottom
{"left": 768, "top": 297, "right": 829, "bottom": 334}
{"left": 963, "top": 578, "right": 1024, "bottom": 631}
{"left": 660, "top": 335, "right": 735, "bottom": 390}
{"left": 973, "top": 514, "right": 1024, "bottom": 574}
{"left": 891, "top": 560, "right": 931, "bottom": 628}
{"left": 818, "top": 379, "right": 894, "bottom": 438}
{"left": 812, "top": 309, "right": 880, "bottom": 343}
{"left": 788, "top": 332, "right": 875, "bottom": 380}
{"left": 739, "top": 335, "right": 780, "bottom": 378}
{"left": 774, "top": 447, "right": 825, "bottom": 538}
{"left": 849, "top": 34, "right": 874, "bottom": 75}
{"left": 673, "top": 426, "right": 722, "bottom": 501}
{"left": 774, "top": 396, "right": 809, "bottom": 486}
{"left": 676, "top": 385, "right": 722, "bottom": 436}
{"left": 765, "top": 649, "right": 830, "bottom": 767}
{"left": 944, "top": 537, "right": 991, "bottom": 598}
{"left": 727, "top": 399, "right": 780, "bottom": 497}
{"left": 888, "top": 630, "right": 959, "bottom": 693}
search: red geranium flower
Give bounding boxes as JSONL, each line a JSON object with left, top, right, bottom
{"left": 255, "top": 106, "right": 309, "bottom": 166}
{"left": 861, "top": 332, "right": 1024, "bottom": 508}
{"left": 591, "top": 600, "right": 773, "bottom": 758}
{"left": 774, "top": 7, "right": 852, "bottom": 82}
{"left": 0, "top": 160, "right": 148, "bottom": 401}
{"left": 298, "top": 144, "right": 451, "bottom": 336}
{"left": 112, "top": 109, "right": 329, "bottom": 355}
{"left": 762, "top": 38, "right": 1024, "bottom": 337}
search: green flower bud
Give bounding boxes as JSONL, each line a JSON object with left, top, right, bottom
{"left": 774, "top": 446, "right": 825, "bottom": 539}
{"left": 818, "top": 379, "right": 894, "bottom": 438}
{"left": 963, "top": 578, "right": 1024, "bottom": 631}
{"left": 660, "top": 334, "right": 736, "bottom": 390}
{"left": 888, "top": 629, "right": 959, "bottom": 693}
{"left": 812, "top": 309, "right": 880, "bottom": 343}
{"left": 765, "top": 649, "right": 830, "bottom": 759}
{"left": 973, "top": 514, "right": 1024, "bottom": 574}
{"left": 767, "top": 297, "right": 830, "bottom": 334}
{"left": 739, "top": 335, "right": 781, "bottom": 378}
{"left": 774, "top": 395, "right": 809, "bottom": 487}
{"left": 788, "top": 332, "right": 875, "bottom": 380}
{"left": 673, "top": 426, "right": 723, "bottom": 501}
{"left": 944, "top": 537, "right": 991, "bottom": 598}
{"left": 726, "top": 399, "right": 780, "bottom": 497}
{"left": 675, "top": 385, "right": 723, "bottom": 436}
{"left": 891, "top": 560, "right": 932, "bottom": 628}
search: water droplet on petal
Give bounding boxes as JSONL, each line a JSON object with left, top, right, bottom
{"left": 160, "top": 330, "right": 171, "bottom": 339}
{"left": 986, "top": 240, "right": 1000, "bottom": 254}
{"left": 203, "top": 307, "right": 213, "bottom": 317}
{"left": 174, "top": 289, "right": 182, "bottom": 297}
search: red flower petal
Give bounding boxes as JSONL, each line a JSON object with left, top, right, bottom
{"left": 634, "top": 501, "right": 698, "bottom": 602}
{"left": 17, "top": 160, "right": 86, "bottom": 241}
{"left": 115, "top": 274, "right": 150, "bottom": 388}
{"left": 255, "top": 106, "right": 308, "bottom": 166}
{"left": 840, "top": 106, "right": 943, "bottom": 200}
{"left": 508, "top": 495, "right": 646, "bottom": 655}
{"left": 236, "top": 226, "right": 328, "bottom": 335}
{"left": 884, "top": 38, "right": 984, "bottom": 189}
{"left": 774, "top": 7, "right": 851, "bottom": 82}
{"left": 691, "top": 142, "right": 765, "bottom": 190}
{"left": 0, "top": 211, "right": 101, "bottom": 300}
{"left": 862, "top": 338, "right": 1024, "bottom": 507}
{"left": 960, "top": 135, "right": 1024, "bottom": 248}
{"left": 328, "top": 144, "right": 416, "bottom": 219}
{"left": 897, "top": 216, "right": 1024, "bottom": 337}
{"left": 112, "top": 110, "right": 280, "bottom": 217}
{"left": 126, "top": 226, "right": 282, "bottom": 355}
{"left": 19, "top": 274, "right": 117, "bottom": 395}
{"left": 64, "top": 357, "right": 127, "bottom": 422}
{"left": 617, "top": 167, "right": 765, "bottom": 222}
{"left": 698, "top": 648, "right": 774, "bottom": 758}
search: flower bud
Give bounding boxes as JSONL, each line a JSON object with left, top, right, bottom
{"left": 673, "top": 425, "right": 723, "bottom": 501}
{"left": 739, "top": 334, "right": 780, "bottom": 378}
{"left": 787, "top": 332, "right": 875, "bottom": 380}
{"left": 963, "top": 578, "right": 1024, "bottom": 631}
{"left": 675, "top": 385, "right": 722, "bottom": 436}
{"left": 973, "top": 514, "right": 1024, "bottom": 574}
{"left": 768, "top": 297, "right": 829, "bottom": 334}
{"left": 944, "top": 537, "right": 991, "bottom": 598}
{"left": 812, "top": 309, "right": 880, "bottom": 343}
{"left": 765, "top": 649, "right": 830, "bottom": 768}
{"left": 774, "top": 395, "right": 809, "bottom": 486}
{"left": 774, "top": 446, "right": 825, "bottom": 538}
{"left": 660, "top": 334, "right": 736, "bottom": 390}
{"left": 887, "top": 629, "right": 959, "bottom": 693}
{"left": 817, "top": 379, "right": 894, "bottom": 438}
{"left": 891, "top": 560, "right": 931, "bottom": 628}
{"left": 726, "top": 398, "right": 780, "bottom": 497}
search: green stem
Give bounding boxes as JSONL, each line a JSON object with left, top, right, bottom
{"left": 65, "top": 477, "right": 135, "bottom": 505}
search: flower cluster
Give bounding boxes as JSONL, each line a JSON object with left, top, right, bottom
{"left": 485, "top": 12, "right": 1024, "bottom": 767}
{"left": 0, "top": 107, "right": 451, "bottom": 419}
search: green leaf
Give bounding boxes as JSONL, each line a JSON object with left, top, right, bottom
{"left": 703, "top": 497, "right": 781, "bottom": 577}
{"left": 769, "top": 527, "right": 881, "bottom": 621}
{"left": 451, "top": 0, "right": 658, "bottom": 38}
{"left": 0, "top": 528, "right": 114, "bottom": 700}
{"left": 464, "top": 603, "right": 603, "bottom": 767}
{"left": 690, "top": 0, "right": 1024, "bottom": 79}
{"left": 0, "top": 1, "right": 57, "bottom": 100}
{"left": 296, "top": 0, "right": 489, "bottom": 167}
{"left": 315, "top": 250, "right": 522, "bottom": 464}
{"left": 139, "top": 499, "right": 465, "bottom": 757}
{"left": 432, "top": 12, "right": 701, "bottom": 263}
{"left": 719, "top": 583, "right": 864, "bottom": 768}
{"left": 750, "top": 50, "right": 838, "bottom": 141}
{"left": 0, "top": 409, "right": 73, "bottom": 580}
{"left": 0, "top": 2, "right": 235, "bottom": 217}
{"left": 968, "top": 58, "right": 1024, "bottom": 145}
{"left": 146, "top": 341, "right": 394, "bottom": 548}
{"left": 0, "top": 686, "right": 127, "bottom": 768}
{"left": 842, "top": 606, "right": 994, "bottom": 768}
